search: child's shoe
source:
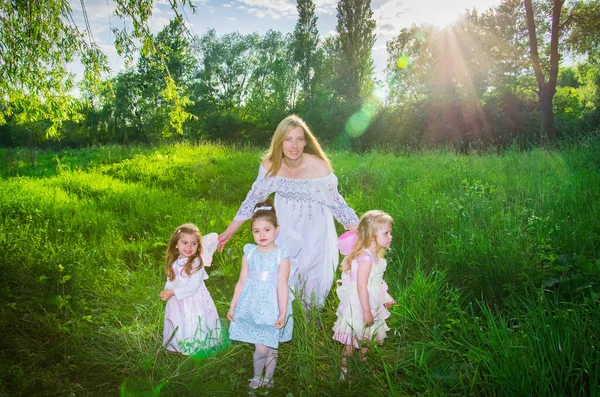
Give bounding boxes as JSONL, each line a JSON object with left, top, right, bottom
{"left": 247, "top": 376, "right": 262, "bottom": 395}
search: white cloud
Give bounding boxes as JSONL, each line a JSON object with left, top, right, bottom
{"left": 314, "top": 0, "right": 338, "bottom": 15}
{"left": 236, "top": 0, "right": 297, "bottom": 19}
{"left": 373, "top": 0, "right": 500, "bottom": 38}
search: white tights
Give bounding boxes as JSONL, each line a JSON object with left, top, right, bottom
{"left": 253, "top": 344, "right": 278, "bottom": 382}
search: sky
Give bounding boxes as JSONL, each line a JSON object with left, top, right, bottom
{"left": 70, "top": 0, "right": 503, "bottom": 80}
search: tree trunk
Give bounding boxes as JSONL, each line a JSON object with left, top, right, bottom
{"left": 539, "top": 84, "right": 555, "bottom": 142}
{"left": 524, "top": 0, "right": 563, "bottom": 146}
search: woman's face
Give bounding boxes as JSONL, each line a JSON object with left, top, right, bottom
{"left": 282, "top": 126, "right": 306, "bottom": 161}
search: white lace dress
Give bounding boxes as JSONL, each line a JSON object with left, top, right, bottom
{"left": 234, "top": 164, "right": 359, "bottom": 306}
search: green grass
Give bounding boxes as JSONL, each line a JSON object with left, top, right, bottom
{"left": 0, "top": 139, "right": 599, "bottom": 395}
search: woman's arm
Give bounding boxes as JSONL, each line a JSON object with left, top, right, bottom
{"left": 274, "top": 258, "right": 291, "bottom": 329}
{"left": 227, "top": 255, "right": 249, "bottom": 321}
{"left": 218, "top": 165, "right": 274, "bottom": 251}
{"left": 356, "top": 255, "right": 374, "bottom": 326}
{"left": 322, "top": 174, "right": 359, "bottom": 228}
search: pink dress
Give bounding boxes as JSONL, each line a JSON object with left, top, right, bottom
{"left": 163, "top": 233, "right": 222, "bottom": 354}
{"left": 332, "top": 250, "right": 393, "bottom": 348}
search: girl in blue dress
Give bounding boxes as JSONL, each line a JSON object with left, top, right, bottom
{"left": 228, "top": 199, "right": 293, "bottom": 393}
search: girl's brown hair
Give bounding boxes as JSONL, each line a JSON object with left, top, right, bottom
{"left": 165, "top": 223, "right": 204, "bottom": 281}
{"left": 341, "top": 210, "right": 394, "bottom": 272}
{"left": 263, "top": 114, "right": 332, "bottom": 177}
{"left": 250, "top": 198, "right": 278, "bottom": 229}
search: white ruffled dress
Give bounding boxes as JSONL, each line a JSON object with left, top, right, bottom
{"left": 332, "top": 250, "right": 393, "bottom": 348}
{"left": 163, "top": 233, "right": 222, "bottom": 354}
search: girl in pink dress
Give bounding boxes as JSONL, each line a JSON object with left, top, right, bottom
{"left": 160, "top": 223, "right": 221, "bottom": 355}
{"left": 332, "top": 211, "right": 396, "bottom": 380}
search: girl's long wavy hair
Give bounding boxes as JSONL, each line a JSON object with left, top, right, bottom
{"left": 341, "top": 210, "right": 394, "bottom": 272}
{"left": 263, "top": 114, "right": 332, "bottom": 177}
{"left": 165, "top": 223, "right": 203, "bottom": 281}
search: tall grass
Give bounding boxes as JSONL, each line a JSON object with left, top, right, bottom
{"left": 0, "top": 138, "right": 599, "bottom": 395}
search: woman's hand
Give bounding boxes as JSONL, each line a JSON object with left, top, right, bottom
{"left": 274, "top": 314, "right": 286, "bottom": 329}
{"left": 159, "top": 289, "right": 175, "bottom": 302}
{"left": 346, "top": 223, "right": 359, "bottom": 233}
{"left": 384, "top": 299, "right": 395, "bottom": 309}
{"left": 217, "top": 231, "right": 233, "bottom": 252}
{"left": 218, "top": 220, "right": 245, "bottom": 252}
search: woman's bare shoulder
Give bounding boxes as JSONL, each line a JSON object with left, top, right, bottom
{"left": 305, "top": 154, "right": 331, "bottom": 177}
{"left": 261, "top": 158, "right": 273, "bottom": 169}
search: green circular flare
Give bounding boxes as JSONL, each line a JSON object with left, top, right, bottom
{"left": 345, "top": 112, "right": 370, "bottom": 138}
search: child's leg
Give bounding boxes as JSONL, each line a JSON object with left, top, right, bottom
{"left": 263, "top": 347, "right": 278, "bottom": 386}
{"left": 359, "top": 345, "right": 369, "bottom": 361}
{"left": 250, "top": 344, "right": 270, "bottom": 388}
{"left": 340, "top": 344, "right": 355, "bottom": 379}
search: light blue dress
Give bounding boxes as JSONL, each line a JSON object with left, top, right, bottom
{"left": 229, "top": 244, "right": 293, "bottom": 348}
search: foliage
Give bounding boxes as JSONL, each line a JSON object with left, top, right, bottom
{"left": 0, "top": 0, "right": 197, "bottom": 136}
{"left": 2, "top": 1, "right": 600, "bottom": 149}
{"left": 293, "top": 0, "right": 319, "bottom": 102}
{"left": 1, "top": 140, "right": 599, "bottom": 394}
{"left": 335, "top": 0, "right": 376, "bottom": 104}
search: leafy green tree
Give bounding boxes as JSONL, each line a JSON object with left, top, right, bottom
{"left": 524, "top": 0, "right": 600, "bottom": 143}
{"left": 0, "top": 0, "right": 196, "bottom": 137}
{"left": 191, "top": 29, "right": 263, "bottom": 140}
{"left": 335, "top": 0, "right": 376, "bottom": 104}
{"left": 135, "top": 18, "right": 196, "bottom": 140}
{"left": 293, "top": 0, "right": 319, "bottom": 102}
{"left": 246, "top": 30, "right": 297, "bottom": 139}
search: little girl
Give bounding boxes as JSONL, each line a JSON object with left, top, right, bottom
{"left": 228, "top": 199, "right": 293, "bottom": 392}
{"left": 332, "top": 210, "right": 395, "bottom": 379}
{"left": 160, "top": 223, "right": 221, "bottom": 355}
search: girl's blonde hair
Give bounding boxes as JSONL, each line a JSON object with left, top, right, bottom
{"left": 165, "top": 223, "right": 204, "bottom": 281}
{"left": 342, "top": 210, "right": 394, "bottom": 272}
{"left": 250, "top": 198, "right": 278, "bottom": 229}
{"left": 263, "top": 114, "right": 332, "bottom": 177}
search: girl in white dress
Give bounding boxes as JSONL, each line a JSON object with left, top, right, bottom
{"left": 332, "top": 210, "right": 395, "bottom": 380}
{"left": 218, "top": 115, "right": 359, "bottom": 307}
{"left": 160, "top": 223, "right": 221, "bottom": 355}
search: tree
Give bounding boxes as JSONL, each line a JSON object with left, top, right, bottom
{"left": 0, "top": 0, "right": 197, "bottom": 136}
{"left": 524, "top": 0, "right": 563, "bottom": 143}
{"left": 524, "top": 0, "right": 600, "bottom": 144}
{"left": 335, "top": 0, "right": 376, "bottom": 104}
{"left": 293, "top": 0, "right": 320, "bottom": 102}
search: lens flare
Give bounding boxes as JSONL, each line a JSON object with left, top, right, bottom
{"left": 396, "top": 55, "right": 410, "bottom": 69}
{"left": 344, "top": 92, "right": 384, "bottom": 138}
{"left": 345, "top": 111, "right": 370, "bottom": 138}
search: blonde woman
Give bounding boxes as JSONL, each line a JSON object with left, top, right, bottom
{"left": 218, "top": 115, "right": 358, "bottom": 307}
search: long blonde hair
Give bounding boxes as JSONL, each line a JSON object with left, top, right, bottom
{"left": 342, "top": 210, "right": 394, "bottom": 272}
{"left": 165, "top": 223, "right": 204, "bottom": 281}
{"left": 263, "top": 114, "right": 332, "bottom": 177}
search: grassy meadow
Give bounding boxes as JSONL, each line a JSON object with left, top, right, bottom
{"left": 1, "top": 138, "right": 599, "bottom": 396}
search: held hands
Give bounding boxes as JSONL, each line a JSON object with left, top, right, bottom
{"left": 159, "top": 289, "right": 175, "bottom": 302}
{"left": 274, "top": 313, "right": 286, "bottom": 329}
{"left": 217, "top": 231, "right": 232, "bottom": 252}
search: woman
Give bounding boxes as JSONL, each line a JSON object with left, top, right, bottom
{"left": 218, "top": 115, "right": 359, "bottom": 307}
